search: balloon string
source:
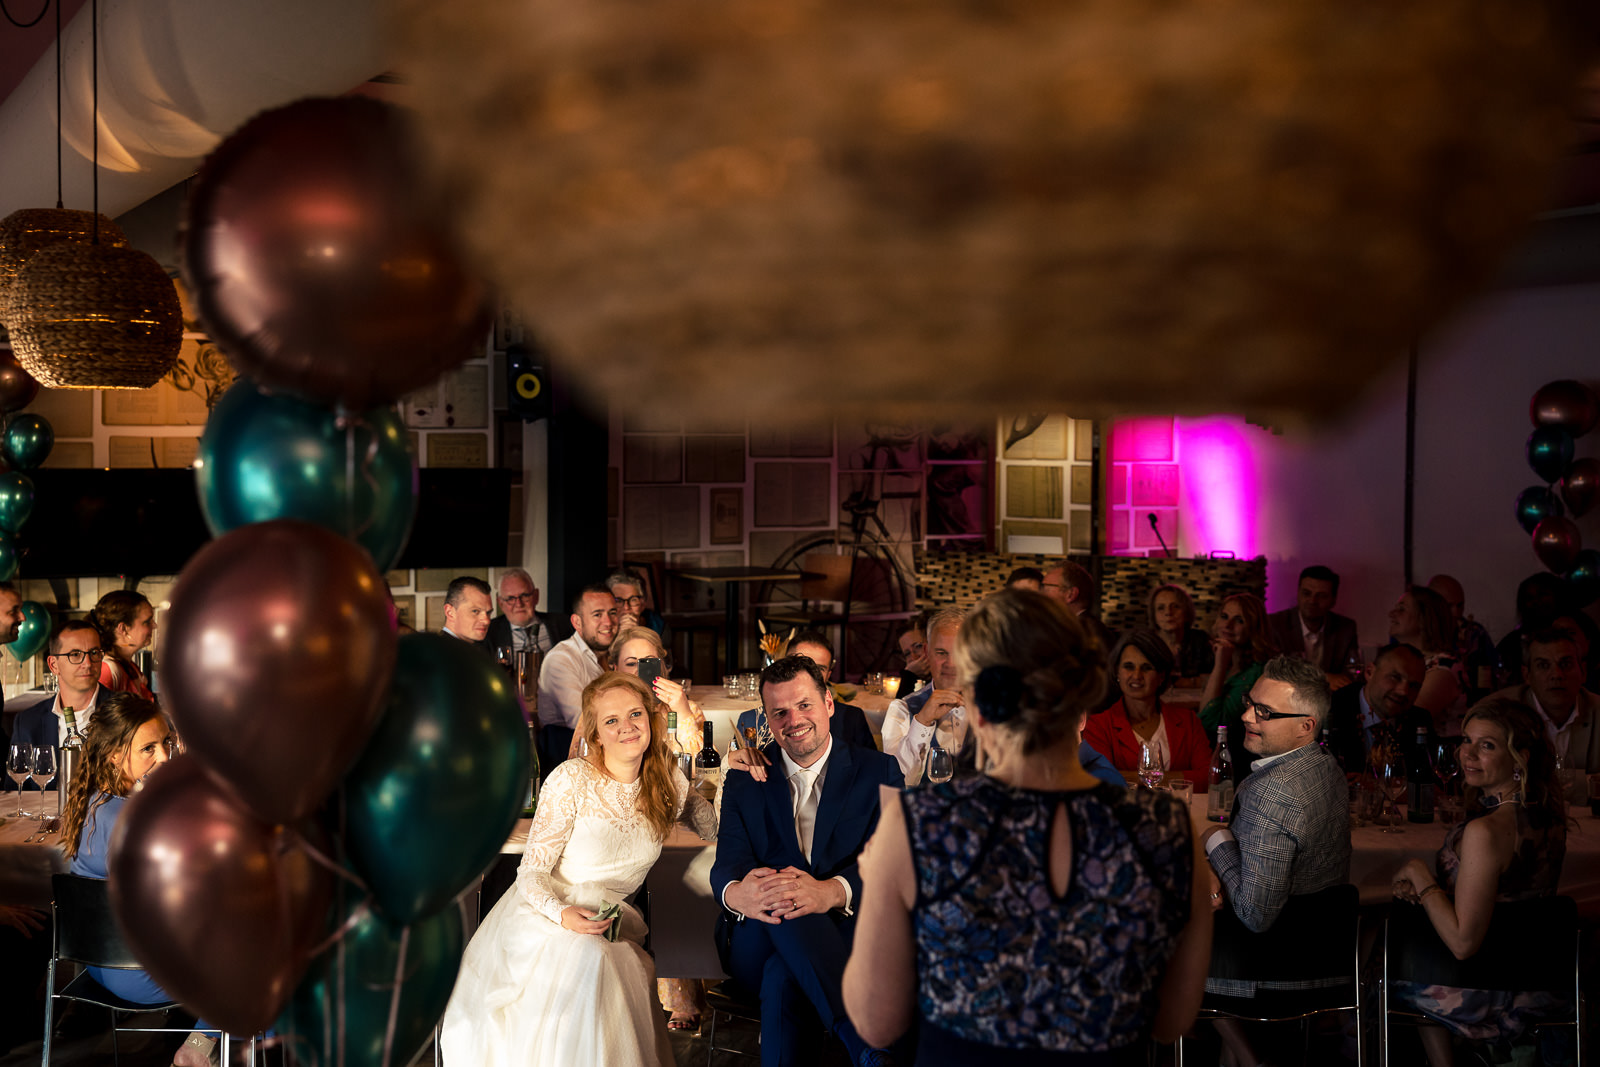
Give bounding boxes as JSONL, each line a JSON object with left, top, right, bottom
{"left": 335, "top": 787, "right": 348, "bottom": 1067}
{"left": 381, "top": 924, "right": 409, "bottom": 1067}
{"left": 291, "top": 827, "right": 371, "bottom": 894}
{"left": 342, "top": 414, "right": 357, "bottom": 544}
{"left": 308, "top": 895, "right": 373, "bottom": 959}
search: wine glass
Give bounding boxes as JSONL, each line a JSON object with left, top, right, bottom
{"left": 29, "top": 747, "right": 56, "bottom": 824}
{"left": 1378, "top": 748, "right": 1407, "bottom": 834}
{"left": 926, "top": 738, "right": 954, "bottom": 785}
{"left": 1138, "top": 742, "right": 1166, "bottom": 790}
{"left": 7, "top": 743, "right": 31, "bottom": 818}
{"left": 1433, "top": 739, "right": 1463, "bottom": 825}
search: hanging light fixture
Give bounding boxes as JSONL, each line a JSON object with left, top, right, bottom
{"left": 0, "top": 0, "right": 130, "bottom": 327}
{"left": 6, "top": 0, "right": 180, "bottom": 389}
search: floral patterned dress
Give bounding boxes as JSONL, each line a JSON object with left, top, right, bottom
{"left": 1392, "top": 797, "right": 1567, "bottom": 1041}
{"left": 901, "top": 778, "right": 1193, "bottom": 1065}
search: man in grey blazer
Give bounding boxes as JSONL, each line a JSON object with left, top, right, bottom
{"left": 1266, "top": 564, "right": 1359, "bottom": 682}
{"left": 1493, "top": 627, "right": 1600, "bottom": 800}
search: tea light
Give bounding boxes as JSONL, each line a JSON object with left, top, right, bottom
{"left": 881, "top": 676, "right": 901, "bottom": 700}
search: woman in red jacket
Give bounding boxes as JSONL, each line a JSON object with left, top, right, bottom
{"left": 1084, "top": 629, "right": 1214, "bottom": 791}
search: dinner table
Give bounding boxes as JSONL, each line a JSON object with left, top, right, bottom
{"left": 0, "top": 791, "right": 68, "bottom": 908}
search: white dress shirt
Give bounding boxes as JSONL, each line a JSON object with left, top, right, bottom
{"left": 536, "top": 631, "right": 603, "bottom": 728}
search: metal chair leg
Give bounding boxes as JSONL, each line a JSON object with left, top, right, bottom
{"left": 109, "top": 1008, "right": 119, "bottom": 1066}
{"left": 40, "top": 956, "right": 57, "bottom": 1067}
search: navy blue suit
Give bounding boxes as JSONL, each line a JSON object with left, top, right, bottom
{"left": 712, "top": 739, "right": 903, "bottom": 1067}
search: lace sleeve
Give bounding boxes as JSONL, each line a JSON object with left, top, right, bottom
{"left": 674, "top": 768, "right": 718, "bottom": 842}
{"left": 515, "top": 761, "right": 584, "bottom": 924}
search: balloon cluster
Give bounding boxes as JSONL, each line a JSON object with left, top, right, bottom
{"left": 105, "top": 96, "right": 519, "bottom": 1065}
{"left": 0, "top": 348, "right": 55, "bottom": 662}
{"left": 1518, "top": 380, "right": 1600, "bottom": 606}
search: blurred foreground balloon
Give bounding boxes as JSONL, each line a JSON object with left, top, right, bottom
{"left": 181, "top": 97, "right": 489, "bottom": 410}
{"left": 1527, "top": 427, "right": 1575, "bottom": 485}
{"left": 0, "top": 471, "right": 34, "bottom": 532}
{"left": 108, "top": 756, "right": 333, "bottom": 1035}
{"left": 198, "top": 380, "right": 417, "bottom": 570}
{"left": 1568, "top": 550, "right": 1600, "bottom": 607}
{"left": 1533, "top": 516, "right": 1583, "bottom": 574}
{"left": 280, "top": 896, "right": 466, "bottom": 1067}
{"left": 343, "top": 633, "right": 530, "bottom": 924}
{"left": 1561, "top": 457, "right": 1599, "bottom": 518}
{"left": 1531, "top": 380, "right": 1600, "bottom": 438}
{"left": 2, "top": 413, "right": 52, "bottom": 471}
{"left": 0, "top": 353, "right": 40, "bottom": 414}
{"left": 1515, "top": 485, "right": 1564, "bottom": 534}
{"left": 163, "top": 520, "right": 397, "bottom": 824}
{"left": 0, "top": 533, "right": 17, "bottom": 581}
{"left": 5, "top": 600, "right": 48, "bottom": 661}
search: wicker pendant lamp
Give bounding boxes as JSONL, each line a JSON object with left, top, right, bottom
{"left": 4, "top": 0, "right": 180, "bottom": 389}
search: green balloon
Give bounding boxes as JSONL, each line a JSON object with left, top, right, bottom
{"left": 0, "top": 472, "right": 33, "bottom": 533}
{"left": 2, "top": 414, "right": 53, "bottom": 471}
{"left": 197, "top": 380, "right": 418, "bottom": 570}
{"left": 343, "top": 633, "right": 530, "bottom": 925}
{"left": 279, "top": 895, "right": 466, "bottom": 1067}
{"left": 6, "top": 601, "right": 50, "bottom": 661}
{"left": 0, "top": 533, "right": 17, "bottom": 582}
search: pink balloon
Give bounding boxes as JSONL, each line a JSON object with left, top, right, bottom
{"left": 181, "top": 97, "right": 489, "bottom": 409}
{"left": 1530, "top": 380, "right": 1599, "bottom": 438}
{"left": 1533, "top": 515, "right": 1583, "bottom": 574}
{"left": 162, "top": 519, "right": 397, "bottom": 824}
{"left": 108, "top": 756, "right": 334, "bottom": 1035}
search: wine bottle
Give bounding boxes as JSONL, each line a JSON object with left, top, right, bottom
{"left": 666, "top": 711, "right": 695, "bottom": 781}
{"left": 1207, "top": 725, "right": 1235, "bottom": 823}
{"left": 522, "top": 723, "right": 540, "bottom": 817}
{"left": 58, "top": 706, "right": 83, "bottom": 819}
{"left": 1407, "top": 725, "right": 1435, "bottom": 823}
{"left": 694, "top": 722, "right": 721, "bottom": 787}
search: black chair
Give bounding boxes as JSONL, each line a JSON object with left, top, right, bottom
{"left": 42, "top": 873, "right": 251, "bottom": 1065}
{"left": 703, "top": 979, "right": 762, "bottom": 1066}
{"left": 1381, "top": 895, "right": 1581, "bottom": 1067}
{"left": 1175, "top": 883, "right": 1363, "bottom": 1067}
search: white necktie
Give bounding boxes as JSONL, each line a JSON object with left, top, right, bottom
{"left": 793, "top": 770, "right": 820, "bottom": 862}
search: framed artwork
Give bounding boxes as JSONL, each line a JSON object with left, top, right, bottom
{"left": 710, "top": 488, "right": 744, "bottom": 544}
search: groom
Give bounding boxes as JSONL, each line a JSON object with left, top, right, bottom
{"left": 713, "top": 655, "right": 905, "bottom": 1067}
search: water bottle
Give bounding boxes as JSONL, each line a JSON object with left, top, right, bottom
{"left": 1207, "top": 725, "right": 1235, "bottom": 823}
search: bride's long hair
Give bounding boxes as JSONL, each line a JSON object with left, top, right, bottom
{"left": 577, "top": 672, "right": 679, "bottom": 841}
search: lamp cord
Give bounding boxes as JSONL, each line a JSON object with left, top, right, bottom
{"left": 0, "top": 0, "right": 48, "bottom": 29}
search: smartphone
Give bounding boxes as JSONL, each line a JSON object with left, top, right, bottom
{"left": 638, "top": 656, "right": 662, "bottom": 687}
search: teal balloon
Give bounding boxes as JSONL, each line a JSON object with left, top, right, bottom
{"left": 0, "top": 533, "right": 17, "bottom": 581}
{"left": 6, "top": 601, "right": 49, "bottom": 661}
{"left": 279, "top": 895, "right": 466, "bottom": 1067}
{"left": 1515, "top": 485, "right": 1564, "bottom": 534}
{"left": 1569, "top": 549, "right": 1600, "bottom": 607}
{"left": 0, "top": 472, "right": 34, "bottom": 533}
{"left": 2, "top": 414, "right": 52, "bottom": 471}
{"left": 197, "top": 380, "right": 418, "bottom": 570}
{"left": 343, "top": 634, "right": 530, "bottom": 924}
{"left": 1527, "top": 426, "right": 1575, "bottom": 485}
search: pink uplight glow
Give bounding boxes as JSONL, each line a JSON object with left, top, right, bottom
{"left": 1174, "top": 416, "right": 1260, "bottom": 559}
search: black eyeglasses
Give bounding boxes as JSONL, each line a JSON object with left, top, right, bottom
{"left": 1241, "top": 695, "right": 1312, "bottom": 722}
{"left": 614, "top": 595, "right": 644, "bottom": 608}
{"left": 500, "top": 593, "right": 533, "bottom": 605}
{"left": 52, "top": 649, "right": 106, "bottom": 665}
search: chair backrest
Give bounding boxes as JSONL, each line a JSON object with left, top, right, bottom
{"left": 1386, "top": 895, "right": 1577, "bottom": 993}
{"left": 1208, "top": 883, "right": 1358, "bottom": 984}
{"left": 52, "top": 872, "right": 143, "bottom": 969}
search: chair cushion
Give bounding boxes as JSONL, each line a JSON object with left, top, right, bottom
{"left": 57, "top": 971, "right": 179, "bottom": 1015}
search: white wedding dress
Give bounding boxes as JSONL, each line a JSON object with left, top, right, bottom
{"left": 440, "top": 758, "right": 717, "bottom": 1067}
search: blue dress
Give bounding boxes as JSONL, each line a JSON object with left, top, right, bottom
{"left": 901, "top": 778, "right": 1193, "bottom": 1066}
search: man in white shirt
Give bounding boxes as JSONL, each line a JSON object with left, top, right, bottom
{"left": 440, "top": 577, "right": 494, "bottom": 645}
{"left": 11, "top": 621, "right": 104, "bottom": 765}
{"left": 535, "top": 584, "right": 618, "bottom": 771}
{"left": 1493, "top": 628, "right": 1600, "bottom": 799}
{"left": 881, "top": 606, "right": 967, "bottom": 783}
{"left": 712, "top": 656, "right": 904, "bottom": 1067}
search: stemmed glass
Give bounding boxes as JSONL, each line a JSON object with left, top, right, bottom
{"left": 1378, "top": 748, "right": 1408, "bottom": 834}
{"left": 1434, "top": 740, "right": 1463, "bottom": 825}
{"left": 7, "top": 743, "right": 32, "bottom": 818}
{"left": 1138, "top": 742, "right": 1166, "bottom": 790}
{"left": 926, "top": 736, "right": 954, "bottom": 785}
{"left": 29, "top": 747, "right": 57, "bottom": 829}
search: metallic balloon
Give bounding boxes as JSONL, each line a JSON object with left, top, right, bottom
{"left": 107, "top": 755, "right": 334, "bottom": 1036}
{"left": 2, "top": 413, "right": 53, "bottom": 471}
{"left": 162, "top": 519, "right": 398, "bottom": 825}
{"left": 1515, "top": 485, "right": 1564, "bottom": 535}
{"left": 0, "top": 471, "right": 33, "bottom": 532}
{"left": 3, "top": 600, "right": 47, "bottom": 661}
{"left": 1533, "top": 516, "right": 1583, "bottom": 575}
{"left": 1561, "top": 457, "right": 1599, "bottom": 519}
{"left": 181, "top": 97, "right": 490, "bottom": 410}
{"left": 279, "top": 895, "right": 467, "bottom": 1067}
{"left": 0, "top": 353, "right": 40, "bottom": 414}
{"left": 343, "top": 633, "right": 530, "bottom": 924}
{"left": 1569, "top": 549, "right": 1600, "bottom": 608}
{"left": 1530, "top": 380, "right": 1599, "bottom": 438}
{"left": 197, "top": 380, "right": 418, "bottom": 570}
{"left": 1526, "top": 426, "right": 1574, "bottom": 485}
{"left": 0, "top": 532, "right": 17, "bottom": 581}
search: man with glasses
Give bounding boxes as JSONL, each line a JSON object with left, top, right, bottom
{"left": 12, "top": 621, "right": 107, "bottom": 767}
{"left": 484, "top": 568, "right": 551, "bottom": 657}
{"left": 605, "top": 571, "right": 666, "bottom": 637}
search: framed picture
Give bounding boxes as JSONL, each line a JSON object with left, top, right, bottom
{"left": 710, "top": 487, "right": 744, "bottom": 544}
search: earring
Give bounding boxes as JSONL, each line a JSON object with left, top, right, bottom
{"left": 1514, "top": 768, "right": 1523, "bottom": 783}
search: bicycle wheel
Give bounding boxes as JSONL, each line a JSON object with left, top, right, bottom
{"left": 754, "top": 532, "right": 915, "bottom": 681}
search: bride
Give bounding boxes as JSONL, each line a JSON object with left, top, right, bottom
{"left": 441, "top": 672, "right": 717, "bottom": 1065}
